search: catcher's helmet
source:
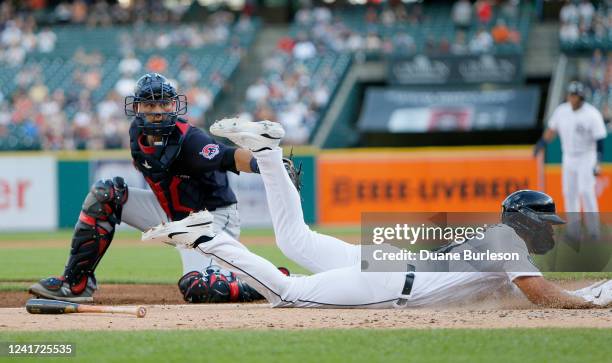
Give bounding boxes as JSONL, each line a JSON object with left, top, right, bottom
{"left": 501, "top": 190, "right": 565, "bottom": 254}
{"left": 566, "top": 81, "right": 586, "bottom": 99}
{"left": 124, "top": 73, "right": 187, "bottom": 137}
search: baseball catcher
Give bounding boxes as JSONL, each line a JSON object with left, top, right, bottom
{"left": 29, "top": 73, "right": 280, "bottom": 303}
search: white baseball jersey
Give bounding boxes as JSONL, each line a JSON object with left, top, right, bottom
{"left": 548, "top": 102, "right": 607, "bottom": 156}
{"left": 194, "top": 148, "right": 542, "bottom": 309}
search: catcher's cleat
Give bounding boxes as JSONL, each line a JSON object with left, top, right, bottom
{"left": 210, "top": 117, "right": 285, "bottom": 152}
{"left": 28, "top": 276, "right": 96, "bottom": 303}
{"left": 142, "top": 210, "right": 216, "bottom": 248}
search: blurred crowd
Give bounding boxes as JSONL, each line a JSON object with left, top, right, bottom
{"left": 0, "top": 4, "right": 57, "bottom": 67}
{"left": 0, "top": 0, "right": 531, "bottom": 149}
{"left": 242, "top": 49, "right": 339, "bottom": 144}
{"left": 118, "top": 12, "right": 254, "bottom": 54}
{"left": 559, "top": 0, "right": 611, "bottom": 43}
{"left": 0, "top": 50, "right": 222, "bottom": 150}
{"left": 583, "top": 48, "right": 612, "bottom": 121}
{"left": 0, "top": 3, "right": 256, "bottom": 150}
{"left": 9, "top": 0, "right": 190, "bottom": 27}
{"left": 291, "top": 0, "right": 523, "bottom": 58}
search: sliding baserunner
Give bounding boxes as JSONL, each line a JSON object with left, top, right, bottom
{"left": 143, "top": 119, "right": 612, "bottom": 309}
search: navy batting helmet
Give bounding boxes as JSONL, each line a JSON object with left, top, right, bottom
{"left": 567, "top": 81, "right": 586, "bottom": 99}
{"left": 501, "top": 190, "right": 565, "bottom": 254}
{"left": 124, "top": 73, "right": 187, "bottom": 137}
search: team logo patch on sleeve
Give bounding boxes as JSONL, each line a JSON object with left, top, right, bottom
{"left": 199, "top": 144, "right": 220, "bottom": 160}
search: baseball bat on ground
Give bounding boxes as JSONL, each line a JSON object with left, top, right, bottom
{"left": 25, "top": 298, "right": 146, "bottom": 318}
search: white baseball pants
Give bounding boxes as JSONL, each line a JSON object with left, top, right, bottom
{"left": 562, "top": 153, "right": 600, "bottom": 237}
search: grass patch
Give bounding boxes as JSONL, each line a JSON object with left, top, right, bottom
{"left": 0, "top": 227, "right": 609, "bottom": 284}
{"left": 545, "top": 272, "right": 612, "bottom": 280}
{"left": 0, "top": 244, "right": 309, "bottom": 284}
{"left": 0, "top": 226, "right": 361, "bottom": 243}
{"left": 0, "top": 329, "right": 609, "bottom": 363}
{"left": 0, "top": 282, "right": 28, "bottom": 292}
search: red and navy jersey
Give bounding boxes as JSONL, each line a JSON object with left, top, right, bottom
{"left": 129, "top": 118, "right": 238, "bottom": 221}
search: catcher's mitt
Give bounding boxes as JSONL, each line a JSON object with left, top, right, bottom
{"left": 283, "top": 149, "right": 303, "bottom": 193}
{"left": 178, "top": 266, "right": 264, "bottom": 303}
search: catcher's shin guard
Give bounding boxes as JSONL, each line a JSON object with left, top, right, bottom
{"left": 62, "top": 177, "right": 128, "bottom": 294}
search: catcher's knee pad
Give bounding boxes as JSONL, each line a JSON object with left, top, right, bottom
{"left": 63, "top": 177, "right": 128, "bottom": 293}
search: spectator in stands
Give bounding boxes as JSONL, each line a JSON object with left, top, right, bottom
{"left": 365, "top": 32, "right": 383, "bottom": 54}
{"left": 246, "top": 78, "right": 269, "bottom": 104}
{"left": 560, "top": 0, "right": 579, "bottom": 25}
{"left": 492, "top": 19, "right": 510, "bottom": 43}
{"left": 438, "top": 37, "right": 451, "bottom": 54}
{"left": 40, "top": 92, "right": 67, "bottom": 150}
{"left": 560, "top": 20, "right": 580, "bottom": 42}
{"left": 296, "top": 5, "right": 313, "bottom": 25}
{"left": 29, "top": 81, "right": 48, "bottom": 104}
{"left": 115, "top": 75, "right": 137, "bottom": 98}
{"left": 293, "top": 34, "right": 317, "bottom": 60}
{"left": 312, "top": 84, "right": 329, "bottom": 109}
{"left": 452, "top": 0, "right": 472, "bottom": 30}
{"left": 87, "top": 0, "right": 113, "bottom": 27}
{"left": 146, "top": 55, "right": 168, "bottom": 73}
{"left": 313, "top": 6, "right": 332, "bottom": 24}
{"left": 381, "top": 7, "right": 396, "bottom": 27}
{"left": 81, "top": 69, "right": 102, "bottom": 91}
{"left": 71, "top": 0, "right": 88, "bottom": 24}
{"left": 469, "top": 27, "right": 493, "bottom": 53}
{"left": 475, "top": 0, "right": 493, "bottom": 25}
{"left": 500, "top": 0, "right": 520, "bottom": 20}
{"left": 578, "top": 0, "right": 595, "bottom": 30}
{"left": 592, "top": 12, "right": 606, "bottom": 40}
{"left": 96, "top": 91, "right": 122, "bottom": 124}
{"left": 15, "top": 65, "right": 41, "bottom": 90}
{"left": 72, "top": 107, "right": 93, "bottom": 150}
{"left": 392, "top": 32, "right": 416, "bottom": 55}
{"left": 54, "top": 2, "right": 72, "bottom": 23}
{"left": 179, "top": 63, "right": 201, "bottom": 87}
{"left": 37, "top": 27, "right": 57, "bottom": 53}
{"left": 589, "top": 49, "right": 606, "bottom": 90}
{"left": 185, "top": 86, "right": 213, "bottom": 123}
{"left": 424, "top": 36, "right": 436, "bottom": 55}
{"left": 365, "top": 6, "right": 378, "bottom": 24}
{"left": 119, "top": 52, "right": 142, "bottom": 75}
{"left": 451, "top": 31, "right": 469, "bottom": 55}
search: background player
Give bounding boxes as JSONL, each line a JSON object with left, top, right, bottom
{"left": 143, "top": 119, "right": 612, "bottom": 309}
{"left": 534, "top": 81, "right": 608, "bottom": 241}
{"left": 29, "top": 73, "right": 263, "bottom": 303}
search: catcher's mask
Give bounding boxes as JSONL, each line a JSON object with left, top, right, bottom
{"left": 124, "top": 73, "right": 187, "bottom": 139}
{"left": 501, "top": 190, "right": 565, "bottom": 254}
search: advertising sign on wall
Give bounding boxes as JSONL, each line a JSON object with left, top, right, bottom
{"left": 388, "top": 54, "right": 523, "bottom": 85}
{"left": 358, "top": 87, "right": 540, "bottom": 132}
{"left": 0, "top": 156, "right": 57, "bottom": 231}
{"left": 317, "top": 149, "right": 538, "bottom": 224}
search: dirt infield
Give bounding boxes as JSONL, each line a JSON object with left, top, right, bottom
{"left": 2, "top": 303, "right": 612, "bottom": 331}
{"left": 1, "top": 284, "right": 185, "bottom": 308}
{"left": 2, "top": 280, "right": 611, "bottom": 331}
